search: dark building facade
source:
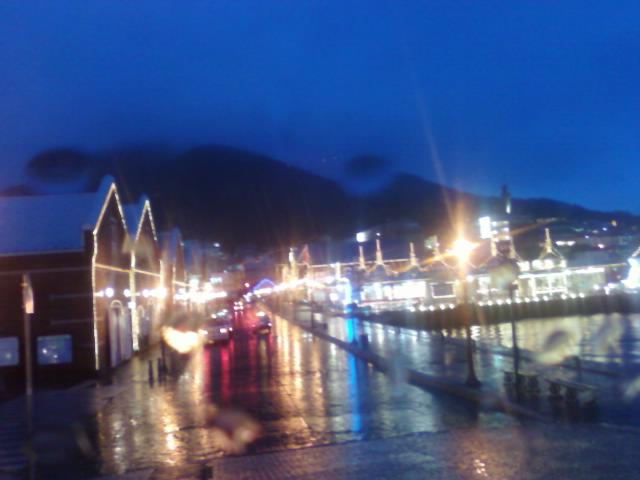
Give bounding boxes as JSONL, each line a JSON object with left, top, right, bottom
{"left": 125, "top": 198, "right": 163, "bottom": 350}
{"left": 0, "top": 177, "right": 132, "bottom": 391}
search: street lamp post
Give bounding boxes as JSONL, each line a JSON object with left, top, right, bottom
{"left": 492, "top": 262, "right": 520, "bottom": 395}
{"left": 452, "top": 239, "right": 481, "bottom": 388}
{"left": 508, "top": 283, "right": 520, "bottom": 377}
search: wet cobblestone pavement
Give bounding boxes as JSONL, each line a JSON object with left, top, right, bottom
{"left": 92, "top": 308, "right": 512, "bottom": 477}
{"left": 4, "top": 306, "right": 640, "bottom": 479}
{"left": 0, "top": 384, "right": 112, "bottom": 479}
{"left": 93, "top": 424, "right": 640, "bottom": 479}
{"left": 204, "top": 423, "right": 640, "bottom": 480}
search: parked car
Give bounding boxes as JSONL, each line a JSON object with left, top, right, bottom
{"left": 254, "top": 311, "right": 272, "bottom": 335}
{"left": 212, "top": 309, "right": 232, "bottom": 322}
{"left": 200, "top": 318, "right": 234, "bottom": 343}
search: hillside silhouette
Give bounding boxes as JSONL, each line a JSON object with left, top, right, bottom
{"left": 6, "top": 145, "right": 639, "bottom": 251}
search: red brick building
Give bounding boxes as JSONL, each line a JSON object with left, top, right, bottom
{"left": 124, "top": 197, "right": 163, "bottom": 350}
{"left": 0, "top": 177, "right": 132, "bottom": 390}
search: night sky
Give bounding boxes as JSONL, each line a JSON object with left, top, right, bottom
{"left": 1, "top": 1, "right": 639, "bottom": 211}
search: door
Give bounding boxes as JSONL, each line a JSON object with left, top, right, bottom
{"left": 108, "top": 302, "right": 123, "bottom": 367}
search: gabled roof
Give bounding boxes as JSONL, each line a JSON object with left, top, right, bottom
{"left": 124, "top": 205, "right": 141, "bottom": 237}
{"left": 123, "top": 196, "right": 157, "bottom": 241}
{"left": 365, "top": 263, "right": 396, "bottom": 281}
{"left": 476, "top": 255, "right": 520, "bottom": 277}
{"left": 0, "top": 176, "right": 121, "bottom": 256}
{"left": 365, "top": 238, "right": 397, "bottom": 279}
{"left": 538, "top": 228, "right": 564, "bottom": 263}
{"left": 398, "top": 265, "right": 425, "bottom": 280}
{"left": 397, "top": 242, "right": 426, "bottom": 279}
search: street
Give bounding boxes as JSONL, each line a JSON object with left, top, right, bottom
{"left": 94, "top": 306, "right": 513, "bottom": 477}
{"left": 88, "top": 305, "right": 640, "bottom": 479}
{"left": 2, "top": 307, "right": 640, "bottom": 479}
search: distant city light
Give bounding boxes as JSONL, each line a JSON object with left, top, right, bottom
{"left": 478, "top": 216, "right": 492, "bottom": 239}
{"left": 555, "top": 240, "right": 575, "bottom": 247}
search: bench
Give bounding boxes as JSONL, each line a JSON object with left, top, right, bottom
{"left": 504, "top": 370, "right": 540, "bottom": 395}
{"left": 546, "top": 378, "right": 597, "bottom": 405}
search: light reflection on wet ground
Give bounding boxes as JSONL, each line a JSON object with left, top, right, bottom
{"left": 94, "top": 308, "right": 513, "bottom": 475}
{"left": 465, "top": 314, "right": 640, "bottom": 371}
{"left": 324, "top": 312, "right": 640, "bottom": 426}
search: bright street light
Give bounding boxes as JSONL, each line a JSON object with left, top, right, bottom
{"left": 451, "top": 238, "right": 475, "bottom": 264}
{"left": 355, "top": 231, "right": 368, "bottom": 243}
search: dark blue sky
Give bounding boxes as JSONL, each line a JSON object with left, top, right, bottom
{"left": 1, "top": 1, "right": 639, "bottom": 211}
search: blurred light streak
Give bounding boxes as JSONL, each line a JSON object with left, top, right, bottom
{"left": 162, "top": 326, "right": 201, "bottom": 353}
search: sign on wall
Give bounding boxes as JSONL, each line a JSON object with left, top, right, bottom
{"left": 0, "top": 337, "right": 19, "bottom": 367}
{"left": 37, "top": 335, "right": 72, "bottom": 365}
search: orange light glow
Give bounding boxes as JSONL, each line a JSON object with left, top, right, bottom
{"left": 161, "top": 326, "right": 201, "bottom": 353}
{"left": 451, "top": 238, "right": 476, "bottom": 262}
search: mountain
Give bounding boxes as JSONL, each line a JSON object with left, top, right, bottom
{"left": 359, "top": 173, "right": 476, "bottom": 231}
{"left": 4, "top": 145, "right": 639, "bottom": 252}
{"left": 510, "top": 197, "right": 638, "bottom": 224}
{"left": 7, "top": 146, "right": 356, "bottom": 250}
